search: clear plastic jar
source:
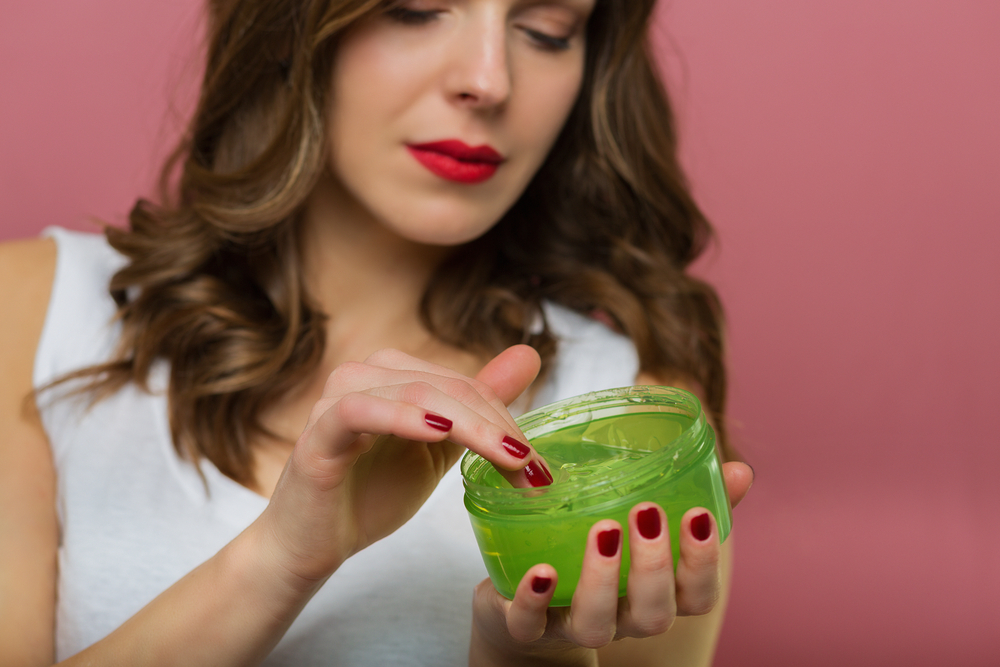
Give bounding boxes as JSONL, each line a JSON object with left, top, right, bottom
{"left": 461, "top": 386, "right": 732, "bottom": 606}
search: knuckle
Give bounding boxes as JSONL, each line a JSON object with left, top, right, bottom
{"left": 400, "top": 380, "right": 435, "bottom": 405}
{"left": 472, "top": 580, "right": 516, "bottom": 634}
{"left": 308, "top": 397, "right": 339, "bottom": 425}
{"left": 573, "top": 625, "right": 617, "bottom": 649}
{"left": 325, "top": 361, "right": 364, "bottom": 391}
{"left": 509, "top": 624, "right": 544, "bottom": 644}
{"left": 635, "top": 548, "right": 674, "bottom": 575}
{"left": 470, "top": 378, "right": 500, "bottom": 404}
{"left": 468, "top": 419, "right": 501, "bottom": 447}
{"left": 472, "top": 579, "right": 496, "bottom": 611}
{"left": 680, "top": 588, "right": 720, "bottom": 617}
{"left": 441, "top": 377, "right": 481, "bottom": 404}
{"left": 333, "top": 391, "right": 365, "bottom": 420}
{"left": 473, "top": 578, "right": 493, "bottom": 597}
{"left": 364, "top": 347, "right": 404, "bottom": 366}
{"left": 632, "top": 610, "right": 675, "bottom": 637}
{"left": 689, "top": 548, "right": 721, "bottom": 573}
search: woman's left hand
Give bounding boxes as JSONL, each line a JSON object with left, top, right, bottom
{"left": 469, "top": 462, "right": 753, "bottom": 666}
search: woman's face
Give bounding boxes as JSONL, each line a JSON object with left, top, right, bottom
{"left": 324, "top": 0, "right": 595, "bottom": 246}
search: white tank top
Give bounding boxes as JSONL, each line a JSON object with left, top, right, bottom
{"left": 33, "top": 227, "right": 641, "bottom": 665}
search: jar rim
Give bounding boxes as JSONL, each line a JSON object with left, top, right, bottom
{"left": 461, "top": 386, "right": 714, "bottom": 512}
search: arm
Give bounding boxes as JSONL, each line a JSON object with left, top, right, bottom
{"left": 0, "top": 238, "right": 59, "bottom": 666}
{"left": 0, "top": 240, "right": 326, "bottom": 663}
{"left": 1, "top": 242, "right": 545, "bottom": 667}
{"left": 60, "top": 346, "right": 543, "bottom": 667}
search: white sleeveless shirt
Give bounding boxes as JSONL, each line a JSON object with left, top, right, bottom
{"left": 33, "top": 227, "right": 640, "bottom": 665}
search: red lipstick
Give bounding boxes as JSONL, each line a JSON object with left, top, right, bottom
{"left": 407, "top": 140, "right": 504, "bottom": 184}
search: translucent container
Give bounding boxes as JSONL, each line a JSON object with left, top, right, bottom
{"left": 461, "top": 386, "right": 732, "bottom": 606}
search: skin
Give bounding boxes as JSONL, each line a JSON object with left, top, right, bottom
{"left": 0, "top": 1, "right": 753, "bottom": 665}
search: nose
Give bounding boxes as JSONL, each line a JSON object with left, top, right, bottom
{"left": 444, "top": 12, "right": 511, "bottom": 110}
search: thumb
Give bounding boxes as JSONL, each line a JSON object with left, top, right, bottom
{"left": 476, "top": 345, "right": 541, "bottom": 406}
{"left": 722, "top": 461, "right": 754, "bottom": 509}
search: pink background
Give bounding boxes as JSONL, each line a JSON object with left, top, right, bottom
{"left": 2, "top": 1, "right": 998, "bottom": 664}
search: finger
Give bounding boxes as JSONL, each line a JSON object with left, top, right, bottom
{"left": 568, "top": 520, "right": 623, "bottom": 649}
{"left": 617, "top": 504, "right": 676, "bottom": 638}
{"left": 288, "top": 393, "right": 457, "bottom": 497}
{"left": 300, "top": 392, "right": 454, "bottom": 465}
{"left": 339, "top": 354, "right": 523, "bottom": 439}
{"left": 357, "top": 382, "right": 550, "bottom": 489}
{"left": 364, "top": 346, "right": 537, "bottom": 438}
{"left": 344, "top": 352, "right": 554, "bottom": 488}
{"left": 472, "top": 346, "right": 551, "bottom": 488}
{"left": 723, "top": 461, "right": 754, "bottom": 508}
{"left": 674, "top": 508, "right": 722, "bottom": 617}
{"left": 474, "top": 344, "right": 542, "bottom": 407}
{"left": 364, "top": 345, "right": 540, "bottom": 407}
{"left": 320, "top": 360, "right": 518, "bottom": 439}
{"left": 504, "top": 564, "right": 558, "bottom": 643}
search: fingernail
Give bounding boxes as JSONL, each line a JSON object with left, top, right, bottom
{"left": 524, "top": 460, "right": 553, "bottom": 487}
{"left": 501, "top": 435, "right": 530, "bottom": 459}
{"left": 597, "top": 529, "right": 621, "bottom": 557}
{"left": 691, "top": 513, "right": 712, "bottom": 541}
{"left": 637, "top": 507, "right": 661, "bottom": 540}
{"left": 531, "top": 577, "right": 551, "bottom": 594}
{"left": 425, "top": 414, "right": 452, "bottom": 432}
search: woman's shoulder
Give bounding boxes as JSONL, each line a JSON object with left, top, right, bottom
{"left": 0, "top": 236, "right": 61, "bottom": 666}
{"left": 2, "top": 227, "right": 126, "bottom": 388}
{"left": 0, "top": 235, "right": 57, "bottom": 281}
{"left": 0, "top": 227, "right": 122, "bottom": 304}
{"left": 0, "top": 236, "right": 57, "bottom": 375}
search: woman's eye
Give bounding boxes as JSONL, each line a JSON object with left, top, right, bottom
{"left": 523, "top": 28, "right": 572, "bottom": 52}
{"left": 385, "top": 6, "right": 440, "bottom": 25}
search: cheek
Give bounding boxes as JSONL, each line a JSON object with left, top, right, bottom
{"left": 507, "top": 58, "right": 584, "bottom": 166}
{"left": 328, "top": 28, "right": 429, "bottom": 145}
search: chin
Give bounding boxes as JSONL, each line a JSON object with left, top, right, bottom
{"left": 396, "top": 224, "right": 494, "bottom": 248}
{"left": 382, "top": 204, "right": 507, "bottom": 248}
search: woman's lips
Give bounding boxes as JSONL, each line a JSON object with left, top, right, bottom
{"left": 407, "top": 140, "right": 504, "bottom": 184}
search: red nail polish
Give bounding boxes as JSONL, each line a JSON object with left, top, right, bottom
{"left": 637, "top": 507, "right": 661, "bottom": 540}
{"left": 691, "top": 513, "right": 712, "bottom": 541}
{"left": 524, "top": 460, "right": 553, "bottom": 487}
{"left": 425, "top": 414, "right": 452, "bottom": 432}
{"left": 502, "top": 436, "right": 530, "bottom": 459}
{"left": 597, "top": 529, "right": 620, "bottom": 557}
{"left": 531, "top": 577, "right": 551, "bottom": 594}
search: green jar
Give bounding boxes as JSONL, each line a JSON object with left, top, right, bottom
{"left": 461, "top": 386, "right": 732, "bottom": 606}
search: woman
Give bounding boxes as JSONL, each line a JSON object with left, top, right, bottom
{"left": 0, "top": 0, "right": 753, "bottom": 664}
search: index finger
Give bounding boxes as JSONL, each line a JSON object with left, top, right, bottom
{"left": 363, "top": 346, "right": 540, "bottom": 437}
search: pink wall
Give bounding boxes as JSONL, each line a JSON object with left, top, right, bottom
{"left": 654, "top": 2, "right": 1000, "bottom": 664}
{"left": 2, "top": 1, "right": 998, "bottom": 664}
{"left": 1, "top": 0, "right": 202, "bottom": 233}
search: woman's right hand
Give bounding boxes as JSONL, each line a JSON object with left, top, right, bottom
{"left": 52, "top": 346, "right": 545, "bottom": 667}
{"left": 253, "top": 344, "right": 545, "bottom": 589}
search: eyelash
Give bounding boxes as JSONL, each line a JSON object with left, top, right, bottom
{"left": 383, "top": 6, "right": 573, "bottom": 52}
{"left": 523, "top": 28, "right": 571, "bottom": 52}
{"left": 384, "top": 7, "right": 438, "bottom": 25}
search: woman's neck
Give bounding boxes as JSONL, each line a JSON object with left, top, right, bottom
{"left": 246, "top": 173, "right": 484, "bottom": 495}
{"left": 297, "top": 170, "right": 466, "bottom": 370}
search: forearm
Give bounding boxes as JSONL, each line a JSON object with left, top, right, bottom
{"left": 58, "top": 521, "right": 327, "bottom": 667}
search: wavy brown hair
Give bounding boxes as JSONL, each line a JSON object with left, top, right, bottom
{"left": 55, "top": 0, "right": 732, "bottom": 485}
